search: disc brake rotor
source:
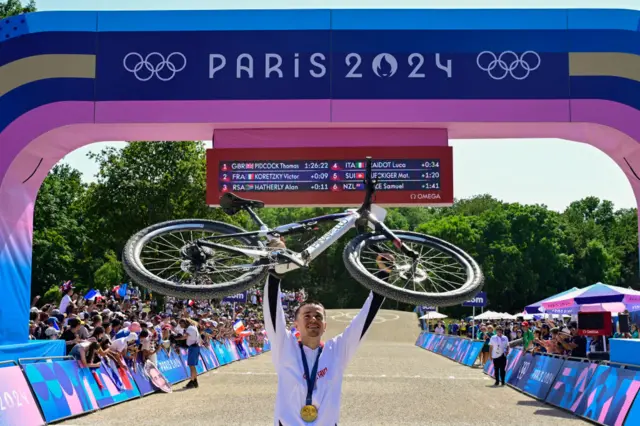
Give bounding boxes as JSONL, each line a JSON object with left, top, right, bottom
{"left": 395, "top": 263, "right": 429, "bottom": 284}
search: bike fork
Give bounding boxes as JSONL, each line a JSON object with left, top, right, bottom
{"left": 366, "top": 212, "right": 419, "bottom": 259}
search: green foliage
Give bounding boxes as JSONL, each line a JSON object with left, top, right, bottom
{"left": 93, "top": 250, "right": 125, "bottom": 292}
{"left": 41, "top": 285, "right": 62, "bottom": 305}
{"left": 31, "top": 142, "right": 640, "bottom": 317}
{"left": 0, "top": 0, "right": 35, "bottom": 19}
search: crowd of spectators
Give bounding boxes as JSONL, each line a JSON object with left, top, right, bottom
{"left": 27, "top": 281, "right": 306, "bottom": 386}
{"left": 427, "top": 314, "right": 639, "bottom": 360}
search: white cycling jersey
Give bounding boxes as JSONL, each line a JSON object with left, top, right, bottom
{"left": 263, "top": 274, "right": 384, "bottom": 426}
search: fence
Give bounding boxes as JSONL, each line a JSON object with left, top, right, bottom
{"left": 414, "top": 331, "right": 484, "bottom": 367}
{"left": 416, "top": 331, "right": 640, "bottom": 426}
{"left": 0, "top": 337, "right": 270, "bottom": 426}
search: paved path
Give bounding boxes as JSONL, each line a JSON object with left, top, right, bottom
{"left": 63, "top": 306, "right": 587, "bottom": 426}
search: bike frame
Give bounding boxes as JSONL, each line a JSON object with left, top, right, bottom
{"left": 197, "top": 157, "right": 415, "bottom": 274}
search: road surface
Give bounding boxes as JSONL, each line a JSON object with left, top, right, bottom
{"left": 62, "top": 305, "right": 586, "bottom": 425}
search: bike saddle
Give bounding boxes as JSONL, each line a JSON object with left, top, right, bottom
{"left": 219, "top": 192, "right": 265, "bottom": 215}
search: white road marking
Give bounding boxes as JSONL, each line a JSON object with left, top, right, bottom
{"left": 211, "top": 371, "right": 487, "bottom": 380}
{"left": 330, "top": 311, "right": 400, "bottom": 323}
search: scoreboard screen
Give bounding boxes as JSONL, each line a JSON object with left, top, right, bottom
{"left": 206, "top": 146, "right": 453, "bottom": 207}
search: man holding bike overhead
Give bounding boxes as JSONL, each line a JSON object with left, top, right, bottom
{"left": 263, "top": 237, "right": 385, "bottom": 426}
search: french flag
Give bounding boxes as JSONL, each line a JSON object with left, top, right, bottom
{"left": 84, "top": 289, "right": 101, "bottom": 301}
{"left": 233, "top": 320, "right": 245, "bottom": 335}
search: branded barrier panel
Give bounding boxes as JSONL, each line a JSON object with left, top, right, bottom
{"left": 624, "top": 390, "right": 640, "bottom": 426}
{"left": 461, "top": 342, "right": 483, "bottom": 367}
{"left": 9, "top": 342, "right": 265, "bottom": 425}
{"left": 503, "top": 348, "right": 523, "bottom": 383}
{"left": 507, "top": 351, "right": 535, "bottom": 388}
{"left": 0, "top": 363, "right": 45, "bottom": 426}
{"left": 126, "top": 359, "right": 156, "bottom": 396}
{"left": 22, "top": 359, "right": 98, "bottom": 423}
{"left": 483, "top": 348, "right": 522, "bottom": 380}
{"left": 414, "top": 332, "right": 482, "bottom": 367}
{"left": 199, "top": 344, "right": 221, "bottom": 371}
{"left": 572, "top": 365, "right": 640, "bottom": 426}
{"left": 226, "top": 339, "right": 241, "bottom": 361}
{"left": 178, "top": 347, "right": 207, "bottom": 375}
{"left": 517, "top": 354, "right": 564, "bottom": 399}
{"left": 544, "top": 359, "right": 597, "bottom": 412}
{"left": 156, "top": 348, "right": 189, "bottom": 384}
{"left": 81, "top": 358, "right": 141, "bottom": 408}
{"left": 212, "top": 340, "right": 232, "bottom": 365}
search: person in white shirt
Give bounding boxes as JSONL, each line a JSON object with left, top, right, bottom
{"left": 59, "top": 282, "right": 74, "bottom": 316}
{"left": 489, "top": 326, "right": 509, "bottom": 386}
{"left": 434, "top": 322, "right": 445, "bottom": 334}
{"left": 175, "top": 318, "right": 201, "bottom": 389}
{"left": 263, "top": 238, "right": 385, "bottom": 426}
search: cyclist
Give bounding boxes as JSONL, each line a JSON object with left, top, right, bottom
{"left": 263, "top": 237, "right": 385, "bottom": 425}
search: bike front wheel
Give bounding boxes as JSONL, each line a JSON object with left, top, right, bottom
{"left": 122, "top": 219, "right": 269, "bottom": 299}
{"left": 343, "top": 231, "right": 484, "bottom": 306}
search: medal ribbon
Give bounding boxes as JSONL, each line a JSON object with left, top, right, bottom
{"left": 299, "top": 342, "right": 323, "bottom": 407}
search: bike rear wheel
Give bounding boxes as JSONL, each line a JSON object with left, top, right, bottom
{"left": 343, "top": 230, "right": 484, "bottom": 306}
{"left": 122, "top": 219, "right": 269, "bottom": 299}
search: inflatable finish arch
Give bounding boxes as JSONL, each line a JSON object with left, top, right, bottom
{"left": 1, "top": 8, "right": 639, "bottom": 350}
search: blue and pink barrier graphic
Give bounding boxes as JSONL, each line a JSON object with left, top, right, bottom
{"left": 22, "top": 359, "right": 98, "bottom": 423}
{"left": 0, "top": 363, "right": 44, "bottom": 426}
{"left": 414, "top": 332, "right": 482, "bottom": 367}
{"left": 3, "top": 339, "right": 269, "bottom": 423}
{"left": 420, "top": 331, "right": 640, "bottom": 425}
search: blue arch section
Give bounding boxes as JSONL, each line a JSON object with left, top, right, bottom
{"left": 0, "top": 8, "right": 638, "bottom": 131}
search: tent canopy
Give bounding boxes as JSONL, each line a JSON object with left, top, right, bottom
{"left": 419, "top": 312, "right": 448, "bottom": 320}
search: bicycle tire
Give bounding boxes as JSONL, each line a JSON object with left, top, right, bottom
{"left": 122, "top": 219, "right": 269, "bottom": 299}
{"left": 343, "top": 230, "right": 484, "bottom": 306}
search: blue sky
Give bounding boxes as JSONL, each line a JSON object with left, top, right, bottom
{"left": 37, "top": 0, "right": 640, "bottom": 212}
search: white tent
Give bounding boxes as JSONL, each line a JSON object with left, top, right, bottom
{"left": 419, "top": 312, "right": 448, "bottom": 320}
{"left": 473, "top": 310, "right": 503, "bottom": 320}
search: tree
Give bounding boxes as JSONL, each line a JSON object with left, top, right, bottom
{"left": 93, "top": 250, "right": 125, "bottom": 291}
{"left": 0, "top": 0, "right": 36, "bottom": 19}
{"left": 32, "top": 164, "right": 87, "bottom": 296}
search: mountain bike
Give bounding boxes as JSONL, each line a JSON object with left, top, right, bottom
{"left": 122, "top": 157, "right": 484, "bottom": 306}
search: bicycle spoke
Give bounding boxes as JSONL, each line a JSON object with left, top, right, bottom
{"left": 356, "top": 235, "right": 471, "bottom": 295}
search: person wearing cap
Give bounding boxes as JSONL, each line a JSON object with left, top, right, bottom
{"left": 521, "top": 321, "right": 535, "bottom": 352}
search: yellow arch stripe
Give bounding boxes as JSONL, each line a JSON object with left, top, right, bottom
{"left": 0, "top": 54, "right": 95, "bottom": 97}
{"left": 569, "top": 52, "right": 640, "bottom": 83}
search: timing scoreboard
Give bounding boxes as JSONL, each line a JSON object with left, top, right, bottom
{"left": 206, "top": 146, "right": 453, "bottom": 207}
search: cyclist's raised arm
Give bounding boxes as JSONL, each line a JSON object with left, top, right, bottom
{"left": 262, "top": 273, "right": 290, "bottom": 362}
{"left": 333, "top": 291, "right": 385, "bottom": 367}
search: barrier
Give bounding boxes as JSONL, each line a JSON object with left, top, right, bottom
{"left": 21, "top": 357, "right": 99, "bottom": 423}
{"left": 482, "top": 349, "right": 640, "bottom": 426}
{"left": 0, "top": 361, "right": 45, "bottom": 426}
{"left": 199, "top": 343, "right": 221, "bottom": 370}
{"left": 127, "top": 359, "right": 156, "bottom": 396}
{"left": 2, "top": 339, "right": 268, "bottom": 425}
{"left": 178, "top": 347, "right": 207, "bottom": 375}
{"left": 414, "top": 332, "right": 483, "bottom": 367}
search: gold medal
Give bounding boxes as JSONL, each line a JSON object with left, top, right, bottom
{"left": 300, "top": 404, "right": 318, "bottom": 422}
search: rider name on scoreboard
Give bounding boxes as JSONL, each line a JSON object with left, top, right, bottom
{"left": 206, "top": 147, "right": 453, "bottom": 207}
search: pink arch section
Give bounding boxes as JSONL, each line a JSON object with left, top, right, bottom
{"left": 2, "top": 99, "right": 640, "bottom": 343}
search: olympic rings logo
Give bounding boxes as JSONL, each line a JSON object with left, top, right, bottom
{"left": 123, "top": 52, "right": 187, "bottom": 82}
{"left": 476, "top": 51, "right": 541, "bottom": 81}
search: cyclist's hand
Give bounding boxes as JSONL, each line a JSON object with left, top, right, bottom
{"left": 267, "top": 237, "right": 286, "bottom": 249}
